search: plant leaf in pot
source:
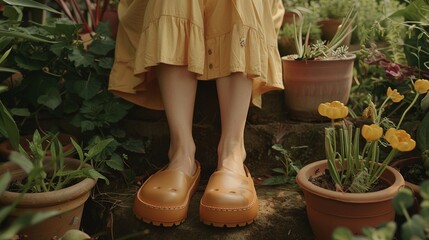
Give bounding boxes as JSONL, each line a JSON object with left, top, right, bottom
{"left": 0, "top": 130, "right": 113, "bottom": 239}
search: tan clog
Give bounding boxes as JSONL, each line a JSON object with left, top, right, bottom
{"left": 199, "top": 165, "right": 258, "bottom": 227}
{"left": 133, "top": 161, "right": 201, "bottom": 226}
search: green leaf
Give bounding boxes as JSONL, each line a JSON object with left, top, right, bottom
{"left": 272, "top": 168, "right": 286, "bottom": 174}
{"left": 3, "top": 5, "right": 22, "bottom": 21}
{"left": 9, "top": 151, "right": 34, "bottom": 174}
{"left": 420, "top": 180, "right": 429, "bottom": 200}
{"left": 121, "top": 138, "right": 146, "bottom": 154}
{"left": 37, "top": 88, "right": 62, "bottom": 110}
{"left": 401, "top": 215, "right": 427, "bottom": 240}
{"left": 0, "top": 67, "right": 18, "bottom": 73}
{"left": 416, "top": 111, "right": 429, "bottom": 152}
{"left": 0, "top": 101, "right": 19, "bottom": 150}
{"left": 106, "top": 154, "right": 125, "bottom": 171}
{"left": 331, "top": 227, "right": 354, "bottom": 240}
{"left": 392, "top": 188, "right": 414, "bottom": 215}
{"left": 0, "top": 172, "right": 12, "bottom": 195}
{"left": 261, "top": 175, "right": 289, "bottom": 185}
{"left": 0, "top": 29, "right": 54, "bottom": 43}
{"left": 0, "top": 48, "right": 12, "bottom": 65}
{"left": 73, "top": 79, "right": 101, "bottom": 100}
{"left": 88, "top": 37, "right": 115, "bottom": 56}
{"left": 3, "top": 0, "right": 61, "bottom": 13}
{"left": 0, "top": 205, "right": 15, "bottom": 226}
{"left": 10, "top": 108, "right": 31, "bottom": 117}
{"left": 82, "top": 168, "right": 109, "bottom": 185}
{"left": 68, "top": 47, "right": 94, "bottom": 68}
{"left": 99, "top": 57, "right": 114, "bottom": 69}
{"left": 85, "top": 138, "right": 114, "bottom": 160}
{"left": 80, "top": 120, "right": 96, "bottom": 132}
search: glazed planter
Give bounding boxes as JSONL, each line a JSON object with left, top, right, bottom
{"left": 0, "top": 133, "right": 76, "bottom": 158}
{"left": 282, "top": 54, "right": 355, "bottom": 121}
{"left": 0, "top": 158, "right": 96, "bottom": 240}
{"left": 296, "top": 160, "right": 405, "bottom": 240}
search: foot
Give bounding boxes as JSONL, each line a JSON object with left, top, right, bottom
{"left": 217, "top": 158, "right": 246, "bottom": 176}
{"left": 167, "top": 159, "right": 197, "bottom": 176}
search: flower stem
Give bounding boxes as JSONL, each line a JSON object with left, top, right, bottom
{"left": 397, "top": 92, "right": 419, "bottom": 129}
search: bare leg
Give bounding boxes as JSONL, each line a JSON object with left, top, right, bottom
{"left": 156, "top": 64, "right": 197, "bottom": 176}
{"left": 216, "top": 72, "right": 252, "bottom": 176}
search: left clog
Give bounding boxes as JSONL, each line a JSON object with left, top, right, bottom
{"left": 133, "top": 161, "right": 201, "bottom": 226}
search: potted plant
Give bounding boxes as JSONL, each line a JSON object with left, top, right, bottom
{"left": 282, "top": 8, "right": 357, "bottom": 121}
{"left": 390, "top": 79, "right": 429, "bottom": 210}
{"left": 0, "top": 128, "right": 113, "bottom": 239}
{"left": 296, "top": 81, "right": 425, "bottom": 239}
{"left": 332, "top": 180, "right": 429, "bottom": 240}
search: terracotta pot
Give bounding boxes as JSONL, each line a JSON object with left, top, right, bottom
{"left": 0, "top": 158, "right": 96, "bottom": 240}
{"left": 318, "top": 18, "right": 352, "bottom": 46}
{"left": 101, "top": 8, "right": 119, "bottom": 39}
{"left": 282, "top": 10, "right": 301, "bottom": 25}
{"left": 282, "top": 54, "right": 355, "bottom": 121}
{"left": 0, "top": 133, "right": 76, "bottom": 158}
{"left": 296, "top": 160, "right": 405, "bottom": 240}
{"left": 390, "top": 157, "right": 422, "bottom": 213}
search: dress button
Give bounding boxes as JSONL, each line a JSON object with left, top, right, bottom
{"left": 208, "top": 49, "right": 212, "bottom": 55}
{"left": 209, "top": 64, "right": 213, "bottom": 69}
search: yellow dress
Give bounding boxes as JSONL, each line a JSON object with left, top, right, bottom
{"left": 109, "top": 0, "right": 285, "bottom": 110}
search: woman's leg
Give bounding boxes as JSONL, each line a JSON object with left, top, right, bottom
{"left": 216, "top": 72, "right": 252, "bottom": 176}
{"left": 156, "top": 64, "right": 197, "bottom": 176}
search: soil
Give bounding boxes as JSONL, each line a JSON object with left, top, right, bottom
{"left": 309, "top": 169, "right": 390, "bottom": 193}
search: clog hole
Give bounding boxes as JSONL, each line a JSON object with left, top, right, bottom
{"left": 153, "top": 186, "right": 161, "bottom": 189}
{"left": 214, "top": 189, "right": 219, "bottom": 191}
{"left": 170, "top": 188, "right": 177, "bottom": 192}
{"left": 229, "top": 191, "right": 236, "bottom": 194}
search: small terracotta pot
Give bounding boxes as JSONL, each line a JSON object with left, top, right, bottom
{"left": 296, "top": 160, "right": 405, "bottom": 240}
{"left": 0, "top": 133, "right": 76, "bottom": 158}
{"left": 318, "top": 18, "right": 352, "bottom": 46}
{"left": 0, "top": 158, "right": 96, "bottom": 239}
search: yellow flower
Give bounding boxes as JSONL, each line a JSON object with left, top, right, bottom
{"left": 386, "top": 87, "right": 404, "bottom": 103}
{"left": 384, "top": 128, "right": 416, "bottom": 152}
{"left": 361, "top": 124, "right": 383, "bottom": 142}
{"left": 414, "top": 79, "right": 429, "bottom": 94}
{"left": 318, "top": 101, "right": 348, "bottom": 120}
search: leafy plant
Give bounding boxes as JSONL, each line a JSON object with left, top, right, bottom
{"left": 9, "top": 130, "right": 112, "bottom": 193}
{"left": 287, "top": 7, "right": 357, "bottom": 60}
{"left": 262, "top": 144, "right": 301, "bottom": 185}
{"left": 332, "top": 180, "right": 429, "bottom": 240}
{"left": 318, "top": 79, "right": 429, "bottom": 193}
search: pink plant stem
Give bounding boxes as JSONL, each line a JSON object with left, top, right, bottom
{"left": 71, "top": 0, "right": 92, "bottom": 33}
{"left": 55, "top": 0, "right": 75, "bottom": 22}
{"left": 84, "top": 0, "right": 95, "bottom": 29}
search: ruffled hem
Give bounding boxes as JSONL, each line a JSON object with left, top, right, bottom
{"left": 109, "top": 14, "right": 283, "bottom": 109}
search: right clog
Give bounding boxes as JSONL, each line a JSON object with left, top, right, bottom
{"left": 133, "top": 161, "right": 201, "bottom": 226}
{"left": 199, "top": 165, "right": 258, "bottom": 227}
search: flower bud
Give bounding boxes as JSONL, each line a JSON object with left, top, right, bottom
{"left": 362, "top": 124, "right": 383, "bottom": 142}
{"left": 318, "top": 101, "right": 348, "bottom": 120}
{"left": 386, "top": 87, "right": 404, "bottom": 103}
{"left": 384, "top": 128, "right": 416, "bottom": 152}
{"left": 414, "top": 79, "right": 429, "bottom": 94}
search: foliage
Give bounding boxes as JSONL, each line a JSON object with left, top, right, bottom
{"left": 332, "top": 180, "right": 429, "bottom": 240}
{"left": 262, "top": 144, "right": 301, "bottom": 185}
{"left": 318, "top": 79, "right": 429, "bottom": 192}
{"left": 388, "top": 0, "right": 429, "bottom": 72}
{"left": 286, "top": 7, "right": 357, "bottom": 60}
{"left": 9, "top": 130, "right": 112, "bottom": 193}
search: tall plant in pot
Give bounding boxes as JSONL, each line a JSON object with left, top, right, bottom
{"left": 282, "top": 8, "right": 357, "bottom": 121}
{"left": 296, "top": 83, "right": 421, "bottom": 239}
{"left": 0, "top": 111, "right": 113, "bottom": 239}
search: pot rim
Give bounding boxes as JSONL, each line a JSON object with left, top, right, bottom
{"left": 296, "top": 159, "right": 405, "bottom": 203}
{"left": 282, "top": 53, "right": 356, "bottom": 62}
{"left": 0, "top": 158, "right": 97, "bottom": 206}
